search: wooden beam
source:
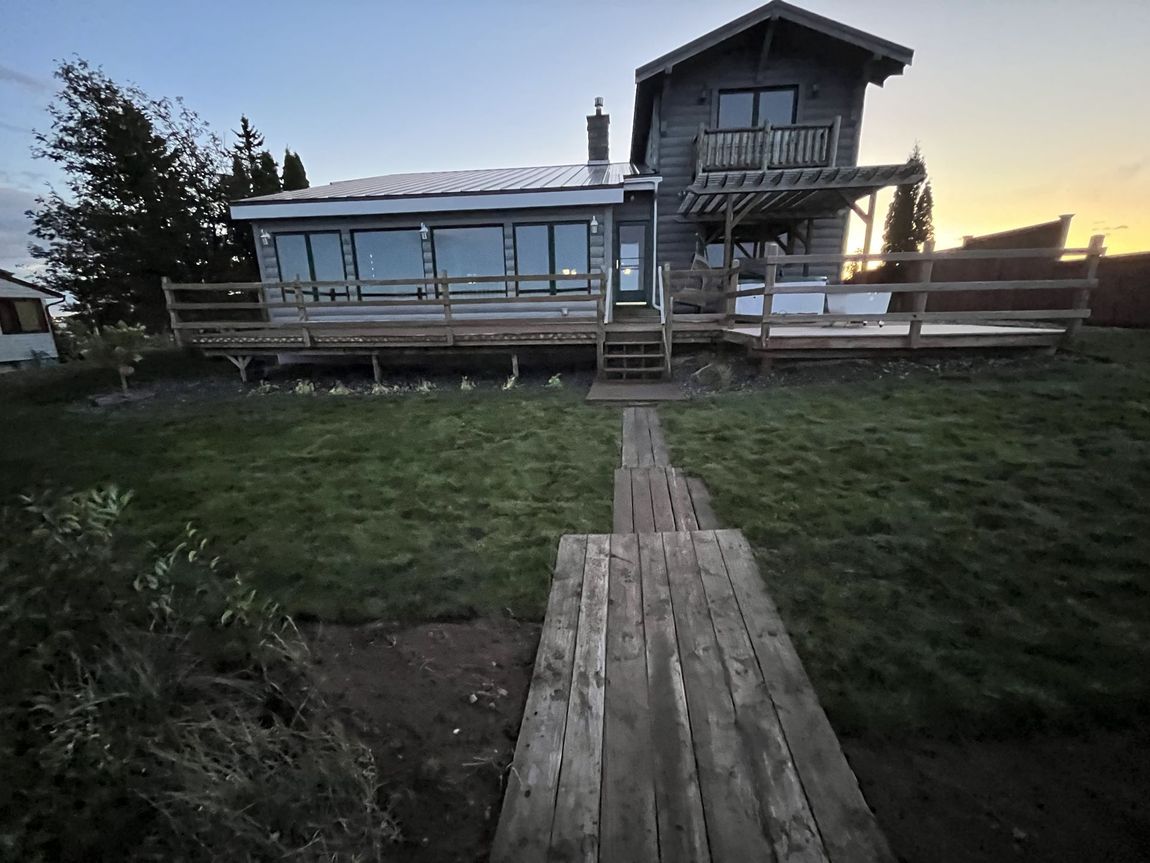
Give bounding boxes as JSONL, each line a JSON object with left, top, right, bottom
{"left": 723, "top": 196, "right": 735, "bottom": 270}
{"left": 755, "top": 18, "right": 776, "bottom": 81}
{"left": 907, "top": 239, "right": 935, "bottom": 348}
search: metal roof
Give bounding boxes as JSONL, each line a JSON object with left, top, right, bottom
{"left": 238, "top": 163, "right": 640, "bottom": 205}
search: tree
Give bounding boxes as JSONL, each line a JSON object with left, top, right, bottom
{"left": 29, "top": 59, "right": 240, "bottom": 329}
{"left": 250, "top": 150, "right": 282, "bottom": 196}
{"left": 232, "top": 115, "right": 264, "bottom": 180}
{"left": 882, "top": 144, "right": 931, "bottom": 255}
{"left": 78, "top": 321, "right": 149, "bottom": 394}
{"left": 282, "top": 149, "right": 309, "bottom": 190}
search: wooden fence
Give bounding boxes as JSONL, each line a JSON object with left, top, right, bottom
{"left": 662, "top": 237, "right": 1106, "bottom": 351}
{"left": 694, "top": 118, "right": 840, "bottom": 173}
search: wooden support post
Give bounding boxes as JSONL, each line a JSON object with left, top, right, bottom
{"left": 293, "top": 281, "right": 312, "bottom": 348}
{"left": 723, "top": 196, "right": 735, "bottom": 271}
{"left": 907, "top": 239, "right": 935, "bottom": 349}
{"left": 596, "top": 269, "right": 607, "bottom": 369}
{"left": 371, "top": 352, "right": 382, "bottom": 384}
{"left": 759, "top": 242, "right": 780, "bottom": 351}
{"left": 661, "top": 263, "right": 674, "bottom": 379}
{"left": 162, "top": 277, "right": 183, "bottom": 347}
{"left": 1063, "top": 233, "right": 1105, "bottom": 345}
{"left": 226, "top": 355, "right": 252, "bottom": 383}
{"left": 440, "top": 270, "right": 454, "bottom": 346}
{"left": 724, "top": 258, "right": 741, "bottom": 320}
{"left": 511, "top": 352, "right": 520, "bottom": 379}
{"left": 862, "top": 191, "right": 877, "bottom": 257}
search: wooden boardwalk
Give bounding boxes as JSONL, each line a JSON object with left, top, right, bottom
{"left": 492, "top": 406, "right": 892, "bottom": 863}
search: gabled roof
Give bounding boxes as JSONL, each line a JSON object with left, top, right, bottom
{"left": 238, "top": 163, "right": 640, "bottom": 205}
{"left": 0, "top": 269, "right": 63, "bottom": 299}
{"left": 635, "top": 1, "right": 913, "bottom": 85}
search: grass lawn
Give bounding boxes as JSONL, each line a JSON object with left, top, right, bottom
{"left": 1, "top": 360, "right": 618, "bottom": 621}
{"left": 662, "top": 328, "right": 1150, "bottom": 740}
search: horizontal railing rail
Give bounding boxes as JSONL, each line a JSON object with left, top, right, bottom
{"left": 695, "top": 117, "right": 840, "bottom": 174}
{"left": 662, "top": 236, "right": 1107, "bottom": 350}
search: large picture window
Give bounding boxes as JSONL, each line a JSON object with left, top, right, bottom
{"left": 514, "top": 222, "right": 590, "bottom": 294}
{"left": 431, "top": 226, "right": 506, "bottom": 294}
{"left": 717, "top": 86, "right": 798, "bottom": 128}
{"left": 274, "top": 231, "right": 346, "bottom": 300}
{"left": 0, "top": 299, "right": 49, "bottom": 334}
{"left": 352, "top": 229, "right": 426, "bottom": 296}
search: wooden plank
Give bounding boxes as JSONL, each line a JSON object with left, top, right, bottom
{"left": 612, "top": 469, "right": 634, "bottom": 534}
{"left": 687, "top": 477, "right": 721, "bottom": 530}
{"left": 633, "top": 408, "right": 656, "bottom": 468}
{"left": 621, "top": 408, "right": 639, "bottom": 467}
{"left": 692, "top": 531, "right": 828, "bottom": 862}
{"left": 599, "top": 534, "right": 658, "bottom": 861}
{"left": 661, "top": 531, "right": 773, "bottom": 863}
{"left": 646, "top": 408, "right": 672, "bottom": 466}
{"left": 714, "top": 529, "right": 894, "bottom": 863}
{"left": 630, "top": 470, "right": 656, "bottom": 534}
{"left": 550, "top": 535, "right": 610, "bottom": 863}
{"left": 649, "top": 468, "right": 677, "bottom": 532}
{"left": 638, "top": 533, "right": 710, "bottom": 863}
{"left": 667, "top": 468, "right": 701, "bottom": 532}
{"left": 491, "top": 535, "right": 588, "bottom": 863}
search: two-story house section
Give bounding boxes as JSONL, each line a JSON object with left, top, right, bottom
{"left": 630, "top": 1, "right": 924, "bottom": 274}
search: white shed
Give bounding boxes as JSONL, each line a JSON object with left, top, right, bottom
{"left": 0, "top": 270, "right": 61, "bottom": 368}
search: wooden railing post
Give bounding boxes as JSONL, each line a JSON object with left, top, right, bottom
{"left": 907, "top": 240, "right": 935, "bottom": 349}
{"left": 440, "top": 270, "right": 454, "bottom": 347}
{"left": 596, "top": 269, "right": 606, "bottom": 372}
{"left": 162, "top": 277, "right": 182, "bottom": 347}
{"left": 724, "top": 259, "right": 741, "bottom": 319}
{"left": 1063, "top": 233, "right": 1104, "bottom": 345}
{"left": 292, "top": 279, "right": 312, "bottom": 348}
{"left": 759, "top": 243, "right": 779, "bottom": 350}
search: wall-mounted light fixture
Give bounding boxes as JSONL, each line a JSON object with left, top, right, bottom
{"left": 259, "top": 229, "right": 272, "bottom": 247}
{"left": 810, "top": 82, "right": 820, "bottom": 98}
{"left": 419, "top": 223, "right": 430, "bottom": 240}
{"left": 590, "top": 216, "right": 598, "bottom": 235}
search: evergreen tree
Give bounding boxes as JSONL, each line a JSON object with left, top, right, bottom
{"left": 29, "top": 59, "right": 239, "bottom": 330}
{"left": 250, "top": 150, "right": 282, "bottom": 196}
{"left": 282, "top": 149, "right": 309, "bottom": 191}
{"left": 882, "top": 144, "right": 930, "bottom": 254}
{"left": 912, "top": 180, "right": 935, "bottom": 248}
{"left": 232, "top": 115, "right": 264, "bottom": 179}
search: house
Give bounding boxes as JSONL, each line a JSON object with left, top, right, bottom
{"left": 0, "top": 270, "right": 61, "bottom": 369}
{"left": 170, "top": 1, "right": 1096, "bottom": 378}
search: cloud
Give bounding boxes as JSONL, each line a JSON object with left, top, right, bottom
{"left": 0, "top": 64, "right": 49, "bottom": 93}
{"left": 0, "top": 186, "right": 40, "bottom": 269}
{"left": 1115, "top": 160, "right": 1145, "bottom": 180}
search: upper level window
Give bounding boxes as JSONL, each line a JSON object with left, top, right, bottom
{"left": 717, "top": 86, "right": 798, "bottom": 129}
{"left": 274, "top": 231, "right": 346, "bottom": 300}
{"left": 0, "top": 299, "right": 49, "bottom": 334}
{"left": 352, "top": 229, "right": 425, "bottom": 295}
{"left": 514, "top": 222, "right": 590, "bottom": 294}
{"left": 432, "top": 226, "right": 506, "bottom": 294}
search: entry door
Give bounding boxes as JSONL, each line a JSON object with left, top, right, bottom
{"left": 615, "top": 222, "right": 650, "bottom": 304}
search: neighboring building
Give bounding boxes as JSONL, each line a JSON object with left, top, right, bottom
{"left": 0, "top": 270, "right": 61, "bottom": 368}
{"left": 229, "top": 1, "right": 922, "bottom": 311}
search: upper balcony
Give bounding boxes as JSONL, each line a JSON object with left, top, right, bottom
{"left": 693, "top": 116, "right": 842, "bottom": 176}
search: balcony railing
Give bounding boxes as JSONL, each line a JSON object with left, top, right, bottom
{"left": 694, "top": 117, "right": 841, "bottom": 174}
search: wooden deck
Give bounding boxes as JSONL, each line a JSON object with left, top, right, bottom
{"left": 491, "top": 529, "right": 892, "bottom": 863}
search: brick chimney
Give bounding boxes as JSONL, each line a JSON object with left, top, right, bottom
{"left": 587, "top": 97, "right": 609, "bottom": 163}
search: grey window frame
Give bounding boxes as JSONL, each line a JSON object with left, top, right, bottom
{"left": 349, "top": 227, "right": 429, "bottom": 299}
{"left": 429, "top": 224, "right": 508, "bottom": 297}
{"left": 513, "top": 220, "right": 592, "bottom": 295}
{"left": 273, "top": 230, "right": 347, "bottom": 301}
{"left": 716, "top": 85, "right": 799, "bottom": 128}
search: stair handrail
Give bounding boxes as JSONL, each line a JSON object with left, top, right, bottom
{"left": 604, "top": 268, "right": 614, "bottom": 324}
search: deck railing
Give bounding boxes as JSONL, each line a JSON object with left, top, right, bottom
{"left": 663, "top": 236, "right": 1106, "bottom": 351}
{"left": 695, "top": 117, "right": 841, "bottom": 174}
{"left": 163, "top": 271, "right": 608, "bottom": 356}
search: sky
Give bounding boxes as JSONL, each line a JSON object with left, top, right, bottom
{"left": 2, "top": 0, "right": 1149, "bottom": 278}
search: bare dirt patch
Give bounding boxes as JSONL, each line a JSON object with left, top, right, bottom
{"left": 306, "top": 618, "right": 540, "bottom": 862}
{"left": 845, "top": 732, "right": 1150, "bottom": 862}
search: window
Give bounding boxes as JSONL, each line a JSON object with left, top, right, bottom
{"left": 352, "top": 229, "right": 426, "bottom": 295}
{"left": 274, "top": 231, "right": 346, "bottom": 300}
{"left": 717, "top": 86, "right": 798, "bottom": 128}
{"left": 514, "top": 222, "right": 591, "bottom": 294}
{"left": 0, "top": 299, "right": 49, "bottom": 334}
{"left": 431, "top": 226, "right": 506, "bottom": 294}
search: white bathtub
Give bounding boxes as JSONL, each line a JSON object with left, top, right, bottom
{"left": 826, "top": 291, "right": 891, "bottom": 317}
{"left": 735, "top": 278, "right": 827, "bottom": 317}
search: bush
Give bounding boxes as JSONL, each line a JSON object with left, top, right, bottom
{"left": 0, "top": 487, "right": 397, "bottom": 861}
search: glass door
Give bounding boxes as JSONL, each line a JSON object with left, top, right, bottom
{"left": 615, "top": 222, "right": 649, "bottom": 304}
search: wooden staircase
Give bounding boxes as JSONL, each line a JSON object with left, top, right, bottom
{"left": 601, "top": 309, "right": 669, "bottom": 381}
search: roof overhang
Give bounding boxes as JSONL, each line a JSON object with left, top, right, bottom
{"left": 230, "top": 186, "right": 628, "bottom": 221}
{"left": 0, "top": 273, "right": 63, "bottom": 299}
{"left": 678, "top": 163, "right": 924, "bottom": 221}
{"left": 635, "top": 1, "right": 913, "bottom": 85}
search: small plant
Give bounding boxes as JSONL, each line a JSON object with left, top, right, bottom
{"left": 78, "top": 321, "right": 149, "bottom": 394}
{"left": 328, "top": 382, "right": 354, "bottom": 396}
{"left": 460, "top": 376, "right": 474, "bottom": 392}
{"left": 370, "top": 382, "right": 397, "bottom": 395}
{"left": 502, "top": 374, "right": 518, "bottom": 391}
{"left": 414, "top": 379, "right": 435, "bottom": 394}
{"left": 545, "top": 373, "right": 563, "bottom": 389}
{"left": 693, "top": 360, "right": 734, "bottom": 390}
{"left": 292, "top": 379, "right": 316, "bottom": 395}
{"left": 247, "top": 380, "right": 276, "bottom": 397}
